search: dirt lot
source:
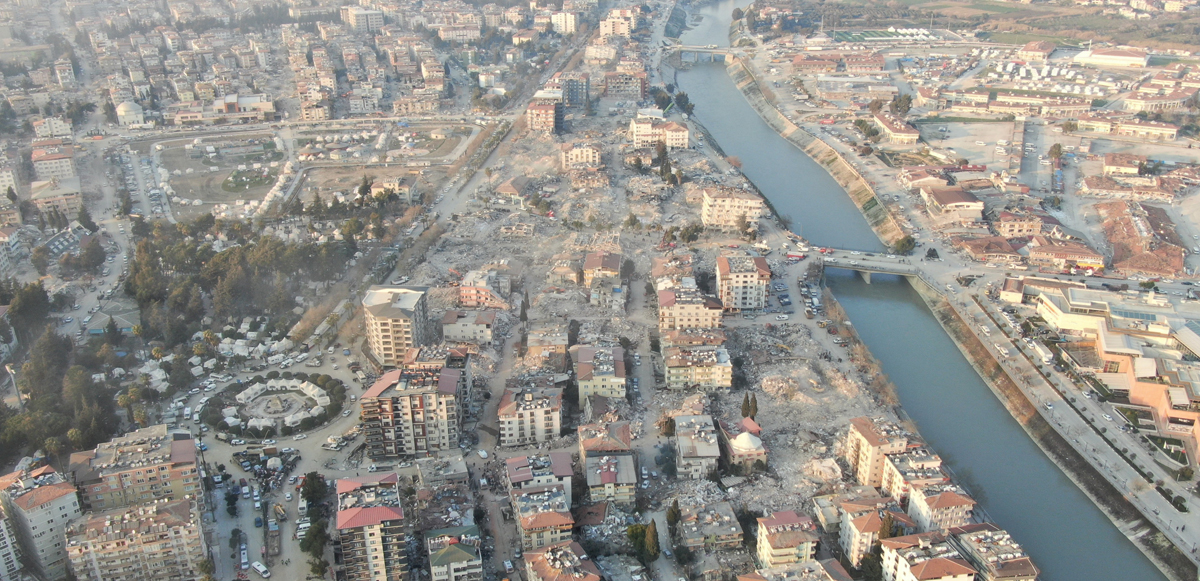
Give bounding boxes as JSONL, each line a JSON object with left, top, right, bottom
{"left": 158, "top": 133, "right": 282, "bottom": 219}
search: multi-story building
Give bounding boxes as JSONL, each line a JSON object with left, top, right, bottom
{"left": 843, "top": 417, "right": 909, "bottom": 488}
{"left": 361, "top": 370, "right": 461, "bottom": 459}
{"left": 627, "top": 118, "right": 689, "bottom": 149}
{"left": 584, "top": 455, "right": 636, "bottom": 506}
{"left": 675, "top": 415, "right": 719, "bottom": 479}
{"left": 676, "top": 502, "right": 743, "bottom": 550}
{"left": 440, "top": 311, "right": 496, "bottom": 345}
{"left": 458, "top": 270, "right": 510, "bottom": 309}
{"left": 550, "top": 12, "right": 578, "bottom": 34}
{"left": 603, "top": 71, "right": 647, "bottom": 99}
{"left": 67, "top": 425, "right": 201, "bottom": 511}
{"left": 511, "top": 485, "right": 573, "bottom": 550}
{"left": 526, "top": 100, "right": 562, "bottom": 134}
{"left": 0, "top": 167, "right": 17, "bottom": 197}
{"left": 505, "top": 454, "right": 573, "bottom": 506}
{"left": 363, "top": 286, "right": 432, "bottom": 368}
{"left": 582, "top": 251, "right": 621, "bottom": 287}
{"left": 716, "top": 256, "right": 771, "bottom": 312}
{"left": 0, "top": 507, "right": 22, "bottom": 581}
{"left": 65, "top": 499, "right": 206, "bottom": 581}
{"left": 664, "top": 347, "right": 732, "bottom": 390}
{"left": 549, "top": 72, "right": 590, "bottom": 107}
{"left": 992, "top": 212, "right": 1042, "bottom": 238}
{"left": 577, "top": 422, "right": 632, "bottom": 461}
{"left": 31, "top": 142, "right": 76, "bottom": 182}
{"left": 880, "top": 532, "right": 976, "bottom": 581}
{"left": 570, "top": 346, "right": 626, "bottom": 402}
{"left": 907, "top": 484, "right": 975, "bottom": 533}
{"left": 873, "top": 113, "right": 921, "bottom": 145}
{"left": 427, "top": 526, "right": 482, "bottom": 581}
{"left": 341, "top": 6, "right": 384, "bottom": 33}
{"left": 879, "top": 447, "right": 945, "bottom": 502}
{"left": 29, "top": 178, "right": 82, "bottom": 216}
{"left": 525, "top": 542, "right": 600, "bottom": 581}
{"left": 32, "top": 117, "right": 72, "bottom": 138}
{"left": 560, "top": 142, "right": 602, "bottom": 168}
{"left": 1025, "top": 236, "right": 1104, "bottom": 270}
{"left": 701, "top": 187, "right": 766, "bottom": 231}
{"left": 498, "top": 387, "right": 563, "bottom": 447}
{"left": 656, "top": 281, "right": 723, "bottom": 330}
{"left": 337, "top": 473, "right": 408, "bottom": 581}
{"left": 756, "top": 511, "right": 818, "bottom": 567}
{"left": 0, "top": 467, "right": 82, "bottom": 581}
{"left": 947, "top": 523, "right": 1039, "bottom": 581}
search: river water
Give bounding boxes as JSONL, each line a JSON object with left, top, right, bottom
{"left": 675, "top": 2, "right": 1165, "bottom": 579}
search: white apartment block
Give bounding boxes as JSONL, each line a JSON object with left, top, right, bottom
{"left": 701, "top": 187, "right": 766, "bottom": 230}
{"left": 0, "top": 467, "right": 82, "bottom": 581}
{"left": 31, "top": 146, "right": 76, "bottom": 182}
{"left": 441, "top": 311, "right": 496, "bottom": 345}
{"left": 498, "top": 388, "right": 563, "bottom": 447}
{"left": 337, "top": 473, "right": 408, "bottom": 581}
{"left": 551, "top": 12, "right": 578, "bottom": 34}
{"left": 342, "top": 6, "right": 384, "bottom": 33}
{"left": 560, "top": 142, "right": 602, "bottom": 168}
{"left": 716, "top": 256, "right": 771, "bottom": 311}
{"left": 0, "top": 168, "right": 17, "bottom": 197}
{"left": 881, "top": 532, "right": 976, "bottom": 581}
{"left": 628, "top": 119, "right": 689, "bottom": 149}
{"left": 664, "top": 347, "right": 732, "bottom": 390}
{"left": 363, "top": 286, "right": 431, "bottom": 367}
{"left": 0, "top": 510, "right": 21, "bottom": 581}
{"left": 570, "top": 346, "right": 626, "bottom": 402}
{"left": 675, "top": 415, "right": 719, "bottom": 479}
{"left": 427, "top": 526, "right": 482, "bottom": 581}
{"left": 33, "top": 117, "right": 72, "bottom": 138}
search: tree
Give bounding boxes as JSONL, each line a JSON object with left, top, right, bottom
{"left": 4, "top": 187, "right": 15, "bottom": 205}
{"left": 661, "top": 416, "right": 675, "bottom": 436}
{"left": 30, "top": 246, "right": 49, "bottom": 275}
{"left": 77, "top": 206, "right": 98, "bottom": 232}
{"left": 732, "top": 7, "right": 743, "bottom": 19}
{"left": 1062, "top": 121, "right": 1078, "bottom": 133}
{"left": 879, "top": 512, "right": 896, "bottom": 540}
{"left": 1048, "top": 143, "right": 1063, "bottom": 160}
{"left": 300, "top": 519, "right": 331, "bottom": 559}
{"left": 300, "top": 471, "right": 329, "bottom": 506}
{"left": 750, "top": 394, "right": 758, "bottom": 419}
{"left": 644, "top": 519, "right": 661, "bottom": 561}
{"left": 893, "top": 236, "right": 916, "bottom": 255}
{"left": 741, "top": 393, "right": 751, "bottom": 417}
{"left": 666, "top": 499, "right": 681, "bottom": 528}
{"left": 868, "top": 99, "right": 886, "bottom": 114}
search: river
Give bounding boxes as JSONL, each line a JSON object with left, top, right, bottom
{"left": 674, "top": 2, "right": 1165, "bottom": 579}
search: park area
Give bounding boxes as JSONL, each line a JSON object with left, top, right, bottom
{"left": 156, "top": 133, "right": 284, "bottom": 220}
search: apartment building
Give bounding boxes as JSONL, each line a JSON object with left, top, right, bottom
{"left": 0, "top": 509, "right": 19, "bottom": 581}
{"left": 627, "top": 118, "right": 689, "bottom": 149}
{"left": 361, "top": 369, "right": 461, "bottom": 460}
{"left": 570, "top": 346, "right": 626, "bottom": 402}
{"left": 458, "top": 270, "right": 510, "bottom": 309}
{"left": 33, "top": 117, "right": 72, "bottom": 138}
{"left": 506, "top": 454, "right": 573, "bottom": 506}
{"left": 511, "top": 485, "right": 573, "bottom": 550}
{"left": 840, "top": 506, "right": 914, "bottom": 568}
{"left": 0, "top": 467, "right": 82, "bottom": 581}
{"left": 67, "top": 425, "right": 201, "bottom": 511}
{"left": 551, "top": 12, "right": 578, "bottom": 34}
{"left": 65, "top": 499, "right": 205, "bottom": 581}
{"left": 337, "top": 473, "right": 408, "bottom": 581}
{"left": 549, "top": 72, "right": 590, "bottom": 107}
{"left": 584, "top": 454, "right": 636, "bottom": 506}
{"left": 427, "top": 526, "right": 482, "bottom": 581}
{"left": 582, "top": 251, "right": 622, "bottom": 287}
{"left": 879, "top": 447, "right": 946, "bottom": 502}
{"left": 701, "top": 187, "right": 766, "bottom": 231}
{"left": 716, "top": 256, "right": 771, "bottom": 311}
{"left": 675, "top": 415, "right": 719, "bottom": 479}
{"left": 756, "top": 511, "right": 818, "bottom": 567}
{"left": 526, "top": 325, "right": 569, "bottom": 360}
{"left": 676, "top": 502, "right": 743, "bottom": 550}
{"left": 873, "top": 113, "right": 921, "bottom": 145}
{"left": 657, "top": 286, "right": 723, "bottom": 330}
{"left": 441, "top": 311, "right": 496, "bottom": 345}
{"left": 341, "top": 6, "right": 385, "bottom": 33}
{"left": 31, "top": 142, "right": 77, "bottom": 182}
{"left": 561, "top": 142, "right": 602, "bottom": 168}
{"left": 907, "top": 484, "right": 975, "bottom": 533}
{"left": 1025, "top": 236, "right": 1104, "bottom": 270}
{"left": 603, "top": 71, "right": 647, "bottom": 99}
{"left": 498, "top": 387, "right": 563, "bottom": 447}
{"left": 577, "top": 422, "right": 632, "bottom": 460}
{"left": 843, "top": 417, "right": 910, "bottom": 488}
{"left": 881, "top": 532, "right": 976, "bottom": 581}
{"left": 599, "top": 14, "right": 633, "bottom": 38}
{"left": 29, "top": 177, "right": 83, "bottom": 216}
{"left": 664, "top": 347, "right": 732, "bottom": 391}
{"left": 0, "top": 167, "right": 16, "bottom": 198}
{"left": 526, "top": 99, "right": 562, "bottom": 134}
{"left": 947, "top": 523, "right": 1039, "bottom": 581}
{"left": 526, "top": 542, "right": 601, "bottom": 581}
{"left": 992, "top": 212, "right": 1042, "bottom": 238}
{"left": 363, "top": 286, "right": 432, "bottom": 368}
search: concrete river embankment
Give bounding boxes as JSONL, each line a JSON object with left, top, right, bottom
{"left": 674, "top": 0, "right": 1177, "bottom": 579}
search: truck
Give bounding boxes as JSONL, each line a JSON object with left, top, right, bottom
{"left": 215, "top": 432, "right": 230, "bottom": 442}
{"left": 266, "top": 520, "right": 281, "bottom": 557}
{"left": 266, "top": 354, "right": 284, "bottom": 365}
{"left": 273, "top": 503, "right": 287, "bottom": 521}
{"left": 1031, "top": 341, "right": 1055, "bottom": 365}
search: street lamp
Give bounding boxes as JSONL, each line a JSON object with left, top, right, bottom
{"left": 4, "top": 364, "right": 23, "bottom": 412}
